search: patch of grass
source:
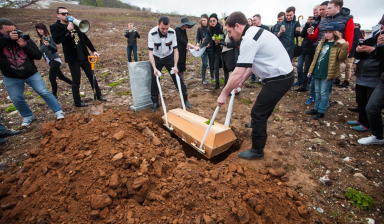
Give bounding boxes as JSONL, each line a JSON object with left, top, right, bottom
{"left": 40, "top": 101, "right": 46, "bottom": 105}
{"left": 273, "top": 107, "right": 278, "bottom": 112}
{"left": 345, "top": 187, "right": 375, "bottom": 210}
{"left": 240, "top": 99, "right": 252, "bottom": 104}
{"left": 101, "top": 72, "right": 109, "bottom": 78}
{"left": 37, "top": 96, "right": 42, "bottom": 99}
{"left": 204, "top": 119, "right": 214, "bottom": 125}
{"left": 108, "top": 82, "right": 120, "bottom": 87}
{"left": 219, "top": 79, "right": 225, "bottom": 84}
{"left": 25, "top": 92, "right": 32, "bottom": 96}
{"left": 5, "top": 104, "right": 17, "bottom": 112}
{"left": 0, "top": 101, "right": 4, "bottom": 105}
{"left": 314, "top": 159, "right": 320, "bottom": 165}
{"left": 118, "top": 91, "right": 131, "bottom": 96}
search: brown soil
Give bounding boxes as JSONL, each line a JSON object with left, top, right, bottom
{"left": 0, "top": 3, "right": 383, "bottom": 224}
{"left": 0, "top": 110, "right": 308, "bottom": 223}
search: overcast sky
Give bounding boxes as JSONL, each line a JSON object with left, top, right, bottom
{"left": 122, "top": 0, "right": 383, "bottom": 30}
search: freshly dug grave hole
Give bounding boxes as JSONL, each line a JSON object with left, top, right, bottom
{"left": 0, "top": 109, "right": 310, "bottom": 223}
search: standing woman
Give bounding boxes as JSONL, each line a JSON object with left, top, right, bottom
{"left": 248, "top": 18, "right": 253, "bottom": 26}
{"left": 175, "top": 17, "right": 199, "bottom": 81}
{"left": 200, "top": 13, "right": 224, "bottom": 90}
{"left": 196, "top": 14, "right": 213, "bottom": 84}
{"left": 220, "top": 17, "right": 240, "bottom": 87}
{"left": 35, "top": 23, "right": 72, "bottom": 98}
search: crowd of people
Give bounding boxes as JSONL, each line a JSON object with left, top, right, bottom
{"left": 1, "top": 1, "right": 384, "bottom": 152}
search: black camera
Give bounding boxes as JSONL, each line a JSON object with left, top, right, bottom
{"left": 42, "top": 36, "right": 50, "bottom": 41}
{"left": 15, "top": 29, "right": 30, "bottom": 40}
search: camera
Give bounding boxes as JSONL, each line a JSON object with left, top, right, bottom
{"left": 15, "top": 29, "right": 30, "bottom": 40}
{"left": 42, "top": 36, "right": 50, "bottom": 41}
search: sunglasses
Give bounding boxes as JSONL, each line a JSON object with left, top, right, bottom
{"left": 209, "top": 20, "right": 216, "bottom": 23}
{"left": 60, "top": 12, "right": 70, "bottom": 15}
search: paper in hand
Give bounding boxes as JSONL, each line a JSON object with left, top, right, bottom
{"left": 189, "top": 47, "right": 206, "bottom": 58}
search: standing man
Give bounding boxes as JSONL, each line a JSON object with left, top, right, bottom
{"left": 274, "top": 6, "right": 301, "bottom": 60}
{"left": 270, "top": 12, "right": 285, "bottom": 36}
{"left": 250, "top": 14, "right": 270, "bottom": 83}
{"left": 50, "top": 6, "right": 107, "bottom": 107}
{"left": 148, "top": 16, "right": 192, "bottom": 111}
{"left": 308, "top": 0, "right": 354, "bottom": 64}
{"left": 252, "top": 14, "right": 270, "bottom": 31}
{"left": 218, "top": 12, "right": 294, "bottom": 159}
{"left": 0, "top": 18, "right": 65, "bottom": 127}
{"left": 125, "top": 22, "right": 140, "bottom": 62}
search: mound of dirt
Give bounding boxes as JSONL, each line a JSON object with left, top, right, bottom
{"left": 0, "top": 110, "right": 310, "bottom": 223}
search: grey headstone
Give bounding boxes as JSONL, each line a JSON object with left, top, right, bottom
{"left": 128, "top": 61, "right": 153, "bottom": 111}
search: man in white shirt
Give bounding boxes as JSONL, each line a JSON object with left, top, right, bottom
{"left": 217, "top": 12, "right": 294, "bottom": 159}
{"left": 148, "top": 16, "right": 192, "bottom": 111}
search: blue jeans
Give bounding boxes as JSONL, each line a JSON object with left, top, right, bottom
{"left": 314, "top": 78, "right": 333, "bottom": 114}
{"left": 309, "top": 76, "right": 315, "bottom": 99}
{"left": 296, "top": 54, "right": 305, "bottom": 84}
{"left": 201, "top": 48, "right": 213, "bottom": 77}
{"left": 3, "top": 72, "right": 62, "bottom": 119}
{"left": 127, "top": 45, "right": 138, "bottom": 62}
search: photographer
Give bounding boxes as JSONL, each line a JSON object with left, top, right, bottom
{"left": 35, "top": 23, "right": 72, "bottom": 98}
{"left": 50, "top": 6, "right": 107, "bottom": 107}
{"left": 0, "top": 18, "right": 64, "bottom": 126}
{"left": 124, "top": 22, "right": 140, "bottom": 62}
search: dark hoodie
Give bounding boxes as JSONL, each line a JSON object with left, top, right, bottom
{"left": 0, "top": 34, "right": 42, "bottom": 79}
{"left": 273, "top": 15, "right": 300, "bottom": 59}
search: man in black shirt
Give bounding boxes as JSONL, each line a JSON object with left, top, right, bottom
{"left": 50, "top": 6, "right": 107, "bottom": 107}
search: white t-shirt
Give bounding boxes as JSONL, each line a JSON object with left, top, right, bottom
{"left": 236, "top": 26, "right": 293, "bottom": 80}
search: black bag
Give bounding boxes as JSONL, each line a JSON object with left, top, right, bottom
{"left": 294, "top": 36, "right": 302, "bottom": 57}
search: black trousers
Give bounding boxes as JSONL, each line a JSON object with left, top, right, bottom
{"left": 251, "top": 71, "right": 294, "bottom": 141}
{"left": 68, "top": 59, "right": 101, "bottom": 104}
{"left": 356, "top": 84, "right": 375, "bottom": 128}
{"left": 49, "top": 60, "right": 72, "bottom": 96}
{"left": 366, "top": 81, "right": 384, "bottom": 138}
{"left": 213, "top": 52, "right": 221, "bottom": 84}
{"left": 151, "top": 54, "right": 187, "bottom": 96}
{"left": 302, "top": 53, "right": 315, "bottom": 87}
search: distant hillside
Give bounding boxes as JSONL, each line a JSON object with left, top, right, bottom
{"left": 79, "top": 0, "right": 144, "bottom": 11}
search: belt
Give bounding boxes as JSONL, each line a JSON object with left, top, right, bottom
{"left": 154, "top": 53, "right": 174, "bottom": 61}
{"left": 262, "top": 70, "right": 294, "bottom": 83}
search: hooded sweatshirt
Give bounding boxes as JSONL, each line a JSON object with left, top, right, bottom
{"left": 0, "top": 34, "right": 42, "bottom": 79}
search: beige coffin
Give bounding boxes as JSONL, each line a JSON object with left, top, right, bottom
{"left": 162, "top": 108, "right": 236, "bottom": 158}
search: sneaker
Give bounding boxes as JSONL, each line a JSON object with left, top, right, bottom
{"left": 353, "top": 124, "right": 370, "bottom": 132}
{"left": 347, "top": 120, "right": 360, "bottom": 125}
{"left": 338, "top": 80, "right": 350, "bottom": 88}
{"left": 21, "top": 116, "right": 34, "bottom": 127}
{"left": 294, "top": 86, "right": 308, "bottom": 92}
{"left": 305, "top": 97, "right": 315, "bottom": 105}
{"left": 55, "top": 110, "right": 65, "bottom": 120}
{"left": 333, "top": 78, "right": 341, "bottom": 86}
{"left": 358, "top": 135, "right": 384, "bottom": 145}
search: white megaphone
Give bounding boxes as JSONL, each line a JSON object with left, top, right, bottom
{"left": 66, "top": 16, "right": 90, "bottom": 33}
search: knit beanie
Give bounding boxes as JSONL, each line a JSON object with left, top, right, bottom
{"left": 209, "top": 13, "right": 218, "bottom": 21}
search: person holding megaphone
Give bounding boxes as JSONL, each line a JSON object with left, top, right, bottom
{"left": 50, "top": 6, "right": 107, "bottom": 107}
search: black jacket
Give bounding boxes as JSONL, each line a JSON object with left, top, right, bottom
{"left": 0, "top": 34, "right": 42, "bottom": 79}
{"left": 354, "top": 47, "right": 380, "bottom": 78}
{"left": 50, "top": 20, "right": 96, "bottom": 64}
{"left": 349, "top": 28, "right": 360, "bottom": 58}
{"left": 300, "top": 22, "right": 316, "bottom": 55}
{"left": 220, "top": 32, "right": 239, "bottom": 72}
{"left": 39, "top": 36, "right": 60, "bottom": 61}
{"left": 124, "top": 30, "right": 140, "bottom": 46}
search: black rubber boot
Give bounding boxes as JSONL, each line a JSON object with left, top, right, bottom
{"left": 238, "top": 137, "right": 267, "bottom": 159}
{"left": 202, "top": 68, "right": 207, "bottom": 84}
{"left": 151, "top": 95, "right": 160, "bottom": 111}
{"left": 183, "top": 93, "right": 192, "bottom": 109}
{"left": 213, "top": 82, "right": 220, "bottom": 90}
